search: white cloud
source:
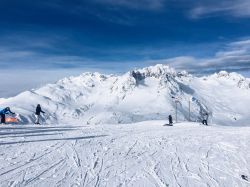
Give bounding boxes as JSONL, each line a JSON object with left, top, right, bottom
{"left": 190, "top": 0, "right": 250, "bottom": 19}
{"left": 1, "top": 37, "right": 250, "bottom": 75}
{"left": 230, "top": 39, "right": 250, "bottom": 47}
{"left": 158, "top": 39, "right": 250, "bottom": 74}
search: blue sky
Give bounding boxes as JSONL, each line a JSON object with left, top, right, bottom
{"left": 1, "top": 0, "right": 250, "bottom": 97}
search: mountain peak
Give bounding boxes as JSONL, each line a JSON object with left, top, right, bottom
{"left": 133, "top": 64, "right": 177, "bottom": 78}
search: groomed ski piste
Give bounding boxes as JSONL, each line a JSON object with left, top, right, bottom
{"left": 0, "top": 64, "right": 250, "bottom": 186}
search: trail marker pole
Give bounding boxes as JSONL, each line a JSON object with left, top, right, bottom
{"left": 188, "top": 100, "right": 190, "bottom": 121}
{"left": 189, "top": 96, "right": 194, "bottom": 122}
{"left": 172, "top": 96, "right": 182, "bottom": 123}
{"left": 175, "top": 101, "right": 178, "bottom": 123}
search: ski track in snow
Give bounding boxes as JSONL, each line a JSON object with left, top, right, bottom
{"left": 0, "top": 121, "right": 249, "bottom": 187}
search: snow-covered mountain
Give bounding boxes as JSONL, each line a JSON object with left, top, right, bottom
{"left": 1, "top": 64, "right": 250, "bottom": 126}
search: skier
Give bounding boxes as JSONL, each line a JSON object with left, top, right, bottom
{"left": 168, "top": 115, "right": 173, "bottom": 126}
{"left": 202, "top": 112, "right": 208, "bottom": 126}
{"left": 35, "top": 104, "right": 45, "bottom": 124}
{"left": 0, "top": 107, "right": 15, "bottom": 124}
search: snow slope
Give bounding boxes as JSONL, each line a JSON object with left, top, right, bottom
{"left": 0, "top": 64, "right": 250, "bottom": 126}
{"left": 0, "top": 121, "right": 249, "bottom": 187}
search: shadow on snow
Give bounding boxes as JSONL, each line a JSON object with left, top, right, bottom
{"left": 0, "top": 125, "right": 108, "bottom": 145}
{"left": 0, "top": 135, "right": 108, "bottom": 146}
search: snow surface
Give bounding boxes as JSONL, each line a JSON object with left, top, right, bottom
{"left": 0, "top": 64, "right": 250, "bottom": 126}
{"left": 0, "top": 121, "right": 249, "bottom": 187}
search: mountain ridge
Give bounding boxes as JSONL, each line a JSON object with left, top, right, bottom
{"left": 1, "top": 64, "right": 250, "bottom": 126}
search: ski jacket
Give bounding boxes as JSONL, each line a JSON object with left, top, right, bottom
{"left": 168, "top": 115, "right": 173, "bottom": 123}
{"left": 35, "top": 105, "right": 45, "bottom": 115}
{"left": 202, "top": 113, "right": 208, "bottom": 120}
{"left": 0, "top": 108, "right": 14, "bottom": 115}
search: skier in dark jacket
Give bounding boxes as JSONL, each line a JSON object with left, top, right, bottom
{"left": 35, "top": 104, "right": 45, "bottom": 124}
{"left": 168, "top": 115, "right": 173, "bottom": 126}
{"left": 202, "top": 113, "right": 208, "bottom": 125}
{"left": 0, "top": 107, "right": 15, "bottom": 124}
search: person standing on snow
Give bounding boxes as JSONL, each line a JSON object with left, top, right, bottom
{"left": 202, "top": 113, "right": 208, "bottom": 125}
{"left": 168, "top": 115, "right": 173, "bottom": 126}
{"left": 35, "top": 104, "right": 45, "bottom": 124}
{"left": 0, "top": 107, "right": 15, "bottom": 124}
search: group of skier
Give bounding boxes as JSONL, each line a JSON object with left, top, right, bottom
{"left": 167, "top": 112, "right": 209, "bottom": 126}
{"left": 1, "top": 105, "right": 209, "bottom": 126}
{"left": 0, "top": 104, "right": 45, "bottom": 125}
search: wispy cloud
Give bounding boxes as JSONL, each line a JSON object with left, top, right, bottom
{"left": 93, "top": 0, "right": 165, "bottom": 11}
{"left": 158, "top": 39, "right": 250, "bottom": 75}
{"left": 1, "top": 31, "right": 250, "bottom": 71}
{"left": 39, "top": 0, "right": 165, "bottom": 26}
{"left": 1, "top": 33, "right": 250, "bottom": 75}
{"left": 190, "top": 0, "right": 250, "bottom": 19}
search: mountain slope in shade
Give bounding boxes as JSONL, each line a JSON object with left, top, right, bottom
{"left": 0, "top": 64, "right": 250, "bottom": 126}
